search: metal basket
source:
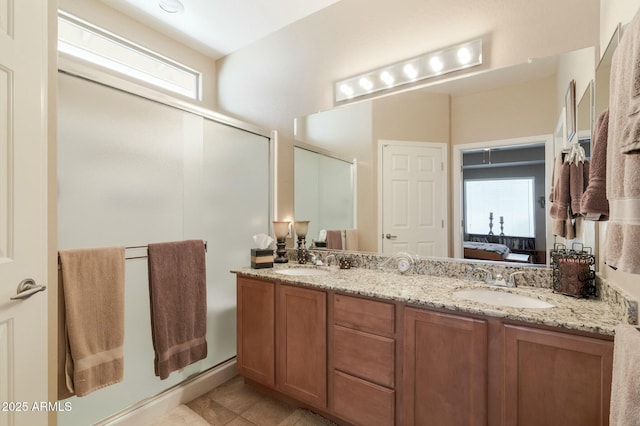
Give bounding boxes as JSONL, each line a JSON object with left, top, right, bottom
{"left": 550, "top": 243, "right": 597, "bottom": 298}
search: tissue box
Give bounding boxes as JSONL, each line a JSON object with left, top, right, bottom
{"left": 251, "top": 248, "right": 274, "bottom": 269}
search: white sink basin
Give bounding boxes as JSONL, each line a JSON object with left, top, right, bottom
{"left": 274, "top": 268, "right": 330, "bottom": 276}
{"left": 454, "top": 289, "right": 554, "bottom": 309}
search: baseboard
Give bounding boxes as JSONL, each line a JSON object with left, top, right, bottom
{"left": 95, "top": 358, "right": 237, "bottom": 426}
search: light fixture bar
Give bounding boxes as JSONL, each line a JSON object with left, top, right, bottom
{"left": 334, "top": 38, "right": 483, "bottom": 102}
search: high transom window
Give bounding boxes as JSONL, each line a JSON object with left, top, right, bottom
{"left": 58, "top": 11, "right": 202, "bottom": 100}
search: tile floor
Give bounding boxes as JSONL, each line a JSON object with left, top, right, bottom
{"left": 178, "top": 375, "right": 337, "bottom": 426}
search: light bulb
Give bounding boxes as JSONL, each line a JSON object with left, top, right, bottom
{"left": 340, "top": 84, "right": 354, "bottom": 97}
{"left": 457, "top": 47, "right": 472, "bottom": 64}
{"left": 403, "top": 64, "right": 418, "bottom": 80}
{"left": 359, "top": 77, "right": 373, "bottom": 91}
{"left": 429, "top": 56, "right": 443, "bottom": 73}
{"left": 380, "top": 71, "right": 395, "bottom": 86}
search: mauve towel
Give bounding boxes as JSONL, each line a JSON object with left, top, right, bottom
{"left": 59, "top": 247, "right": 125, "bottom": 397}
{"left": 581, "top": 110, "right": 610, "bottom": 220}
{"left": 550, "top": 156, "right": 571, "bottom": 237}
{"left": 550, "top": 157, "right": 570, "bottom": 220}
{"left": 326, "top": 230, "right": 343, "bottom": 250}
{"left": 148, "top": 240, "right": 207, "bottom": 379}
{"left": 569, "top": 160, "right": 589, "bottom": 217}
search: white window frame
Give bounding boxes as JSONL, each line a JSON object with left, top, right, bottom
{"left": 57, "top": 11, "right": 202, "bottom": 101}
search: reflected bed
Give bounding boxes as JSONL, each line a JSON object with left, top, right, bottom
{"left": 463, "top": 241, "right": 531, "bottom": 263}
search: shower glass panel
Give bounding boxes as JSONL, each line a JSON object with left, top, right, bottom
{"left": 57, "top": 72, "right": 269, "bottom": 425}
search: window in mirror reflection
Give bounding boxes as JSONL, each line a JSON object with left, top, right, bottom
{"left": 461, "top": 144, "right": 545, "bottom": 264}
{"left": 464, "top": 178, "right": 535, "bottom": 237}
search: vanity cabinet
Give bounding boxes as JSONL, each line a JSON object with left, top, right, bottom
{"left": 276, "top": 284, "right": 327, "bottom": 409}
{"left": 502, "top": 325, "right": 613, "bottom": 426}
{"left": 236, "top": 274, "right": 614, "bottom": 426}
{"left": 403, "top": 308, "right": 488, "bottom": 426}
{"left": 330, "top": 294, "right": 396, "bottom": 426}
{"left": 236, "top": 278, "right": 327, "bottom": 408}
{"left": 236, "top": 277, "right": 275, "bottom": 387}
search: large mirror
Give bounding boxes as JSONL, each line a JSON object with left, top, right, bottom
{"left": 294, "top": 47, "right": 596, "bottom": 266}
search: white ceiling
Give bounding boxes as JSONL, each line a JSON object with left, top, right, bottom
{"left": 99, "top": 0, "right": 342, "bottom": 59}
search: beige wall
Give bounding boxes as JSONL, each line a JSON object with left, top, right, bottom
{"left": 58, "top": 0, "right": 218, "bottom": 110}
{"left": 600, "top": 0, "right": 640, "bottom": 61}
{"left": 451, "top": 75, "right": 556, "bottom": 145}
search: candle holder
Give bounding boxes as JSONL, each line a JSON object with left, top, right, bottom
{"left": 488, "top": 212, "right": 494, "bottom": 235}
{"left": 499, "top": 216, "right": 504, "bottom": 236}
{"left": 272, "top": 221, "right": 290, "bottom": 263}
{"left": 294, "top": 221, "right": 310, "bottom": 264}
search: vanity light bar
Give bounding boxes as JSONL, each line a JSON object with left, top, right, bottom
{"left": 335, "top": 38, "right": 483, "bottom": 103}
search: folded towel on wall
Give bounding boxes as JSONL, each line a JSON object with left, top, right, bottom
{"left": 550, "top": 154, "right": 572, "bottom": 237}
{"left": 548, "top": 152, "right": 563, "bottom": 204}
{"left": 326, "top": 230, "right": 342, "bottom": 250}
{"left": 569, "top": 160, "right": 589, "bottom": 216}
{"left": 59, "top": 246, "right": 125, "bottom": 397}
{"left": 148, "top": 240, "right": 207, "bottom": 379}
{"left": 550, "top": 157, "right": 571, "bottom": 220}
{"left": 581, "top": 110, "right": 610, "bottom": 220}
{"left": 604, "top": 7, "right": 640, "bottom": 274}
{"left": 345, "top": 229, "right": 358, "bottom": 251}
{"left": 609, "top": 324, "right": 640, "bottom": 426}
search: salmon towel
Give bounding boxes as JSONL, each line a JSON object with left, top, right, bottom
{"left": 59, "top": 246, "right": 125, "bottom": 397}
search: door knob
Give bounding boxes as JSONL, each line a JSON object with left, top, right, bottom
{"left": 385, "top": 234, "right": 398, "bottom": 240}
{"left": 10, "top": 278, "right": 46, "bottom": 300}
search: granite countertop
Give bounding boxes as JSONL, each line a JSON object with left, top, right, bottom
{"left": 232, "top": 263, "right": 626, "bottom": 336}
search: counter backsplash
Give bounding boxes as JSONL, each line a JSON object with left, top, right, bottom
{"left": 286, "top": 248, "right": 638, "bottom": 325}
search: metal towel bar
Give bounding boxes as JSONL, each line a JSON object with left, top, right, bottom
{"left": 57, "top": 241, "right": 208, "bottom": 268}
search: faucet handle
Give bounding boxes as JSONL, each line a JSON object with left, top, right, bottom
{"left": 471, "top": 267, "right": 492, "bottom": 283}
{"left": 507, "top": 271, "right": 525, "bottom": 287}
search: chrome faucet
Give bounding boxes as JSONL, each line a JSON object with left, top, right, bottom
{"left": 493, "top": 273, "right": 507, "bottom": 286}
{"left": 324, "top": 254, "right": 337, "bottom": 266}
{"left": 470, "top": 267, "right": 493, "bottom": 283}
{"left": 469, "top": 267, "right": 525, "bottom": 288}
{"left": 306, "top": 252, "right": 320, "bottom": 265}
{"left": 507, "top": 271, "right": 525, "bottom": 288}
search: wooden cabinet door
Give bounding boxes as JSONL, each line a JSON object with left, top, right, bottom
{"left": 503, "top": 325, "right": 613, "bottom": 426}
{"left": 236, "top": 277, "right": 275, "bottom": 386}
{"left": 277, "top": 285, "right": 327, "bottom": 408}
{"left": 404, "top": 308, "right": 488, "bottom": 426}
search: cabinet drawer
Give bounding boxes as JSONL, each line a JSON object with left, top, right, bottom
{"left": 332, "top": 370, "right": 395, "bottom": 426}
{"left": 333, "top": 325, "right": 395, "bottom": 388}
{"left": 333, "top": 293, "right": 395, "bottom": 335}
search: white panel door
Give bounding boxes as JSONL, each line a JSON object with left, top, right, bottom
{"left": 381, "top": 142, "right": 447, "bottom": 257}
{"left": 0, "top": 1, "right": 49, "bottom": 425}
